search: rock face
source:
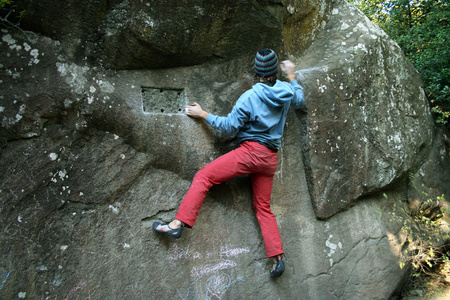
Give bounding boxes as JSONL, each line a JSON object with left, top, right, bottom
{"left": 295, "top": 3, "right": 435, "bottom": 219}
{"left": 0, "top": 0, "right": 448, "bottom": 299}
{"left": 16, "top": 0, "right": 288, "bottom": 70}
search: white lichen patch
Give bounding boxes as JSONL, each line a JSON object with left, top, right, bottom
{"left": 49, "top": 153, "right": 58, "bottom": 161}
{"left": 355, "top": 22, "right": 370, "bottom": 34}
{"left": 28, "top": 49, "right": 40, "bottom": 66}
{"left": 6, "top": 68, "right": 20, "bottom": 79}
{"left": 37, "top": 265, "right": 48, "bottom": 271}
{"left": 1, "top": 104, "right": 26, "bottom": 128}
{"left": 58, "top": 169, "right": 68, "bottom": 181}
{"left": 2, "top": 33, "right": 42, "bottom": 66}
{"left": 2, "top": 34, "right": 16, "bottom": 46}
{"left": 96, "top": 79, "right": 115, "bottom": 93}
{"left": 325, "top": 234, "right": 343, "bottom": 267}
{"left": 56, "top": 62, "right": 89, "bottom": 94}
{"left": 109, "top": 203, "right": 121, "bottom": 214}
{"left": 287, "top": 5, "right": 296, "bottom": 14}
{"left": 340, "top": 22, "right": 350, "bottom": 31}
{"left": 23, "top": 42, "right": 31, "bottom": 52}
{"left": 354, "top": 43, "right": 368, "bottom": 53}
{"left": 137, "top": 10, "right": 155, "bottom": 28}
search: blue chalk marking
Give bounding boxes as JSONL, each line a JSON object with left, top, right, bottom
{"left": 177, "top": 272, "right": 244, "bottom": 300}
{"left": 0, "top": 270, "right": 11, "bottom": 290}
{"left": 206, "top": 273, "right": 231, "bottom": 299}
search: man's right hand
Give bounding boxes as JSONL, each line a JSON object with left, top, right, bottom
{"left": 184, "top": 103, "right": 209, "bottom": 120}
{"left": 281, "top": 60, "right": 296, "bottom": 82}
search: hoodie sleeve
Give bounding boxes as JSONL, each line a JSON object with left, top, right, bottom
{"left": 289, "top": 80, "right": 305, "bottom": 109}
{"left": 205, "top": 92, "right": 252, "bottom": 134}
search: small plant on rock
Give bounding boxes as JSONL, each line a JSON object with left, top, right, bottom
{"left": 386, "top": 191, "right": 450, "bottom": 296}
{"left": 0, "top": 0, "right": 26, "bottom": 27}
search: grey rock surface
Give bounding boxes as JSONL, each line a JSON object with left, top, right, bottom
{"left": 294, "top": 1, "right": 435, "bottom": 219}
{"left": 0, "top": 0, "right": 448, "bottom": 299}
{"left": 16, "top": 0, "right": 287, "bottom": 70}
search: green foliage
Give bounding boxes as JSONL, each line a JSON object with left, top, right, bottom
{"left": 0, "top": 0, "right": 26, "bottom": 24}
{"left": 349, "top": 0, "right": 450, "bottom": 126}
{"left": 0, "top": 0, "right": 10, "bottom": 6}
{"left": 386, "top": 191, "right": 450, "bottom": 294}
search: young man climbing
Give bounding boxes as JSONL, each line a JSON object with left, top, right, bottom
{"left": 153, "top": 49, "right": 305, "bottom": 278}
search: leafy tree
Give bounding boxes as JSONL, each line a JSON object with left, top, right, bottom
{"left": 1, "top": 0, "right": 26, "bottom": 26}
{"left": 349, "top": 0, "right": 450, "bottom": 126}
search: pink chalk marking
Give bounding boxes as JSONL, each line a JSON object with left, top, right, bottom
{"left": 167, "top": 244, "right": 202, "bottom": 261}
{"left": 42, "top": 280, "right": 91, "bottom": 300}
{"left": 168, "top": 244, "right": 250, "bottom": 261}
{"left": 190, "top": 259, "right": 237, "bottom": 278}
{"left": 64, "top": 280, "right": 89, "bottom": 300}
{"left": 219, "top": 246, "right": 250, "bottom": 258}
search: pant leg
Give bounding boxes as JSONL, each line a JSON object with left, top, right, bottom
{"left": 245, "top": 142, "right": 283, "bottom": 258}
{"left": 251, "top": 171, "right": 284, "bottom": 258}
{"left": 175, "top": 141, "right": 284, "bottom": 258}
{"left": 175, "top": 144, "right": 253, "bottom": 227}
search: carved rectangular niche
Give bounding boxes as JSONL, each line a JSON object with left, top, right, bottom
{"left": 141, "top": 87, "right": 186, "bottom": 114}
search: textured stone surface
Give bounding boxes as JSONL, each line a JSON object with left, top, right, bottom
{"left": 0, "top": 0, "right": 448, "bottom": 299}
{"left": 407, "top": 127, "right": 450, "bottom": 205}
{"left": 283, "top": 0, "right": 334, "bottom": 55}
{"left": 16, "top": 0, "right": 286, "bottom": 69}
{"left": 293, "top": 1, "right": 435, "bottom": 219}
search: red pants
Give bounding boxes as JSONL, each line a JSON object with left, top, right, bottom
{"left": 175, "top": 141, "right": 284, "bottom": 258}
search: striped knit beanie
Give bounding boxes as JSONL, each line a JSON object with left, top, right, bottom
{"left": 255, "top": 49, "right": 278, "bottom": 78}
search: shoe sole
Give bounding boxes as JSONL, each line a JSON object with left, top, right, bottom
{"left": 152, "top": 222, "right": 182, "bottom": 239}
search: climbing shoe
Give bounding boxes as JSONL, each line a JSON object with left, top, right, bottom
{"left": 152, "top": 221, "right": 183, "bottom": 239}
{"left": 270, "top": 257, "right": 285, "bottom": 278}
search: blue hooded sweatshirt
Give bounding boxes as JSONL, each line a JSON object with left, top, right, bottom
{"left": 205, "top": 80, "right": 305, "bottom": 149}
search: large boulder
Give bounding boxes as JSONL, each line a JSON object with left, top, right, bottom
{"left": 283, "top": 0, "right": 334, "bottom": 55}
{"left": 0, "top": 0, "right": 448, "bottom": 299}
{"left": 292, "top": 1, "right": 435, "bottom": 219}
{"left": 15, "top": 0, "right": 288, "bottom": 70}
{"left": 15, "top": 0, "right": 336, "bottom": 70}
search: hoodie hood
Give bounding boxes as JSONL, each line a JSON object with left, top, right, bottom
{"left": 253, "top": 80, "right": 295, "bottom": 108}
